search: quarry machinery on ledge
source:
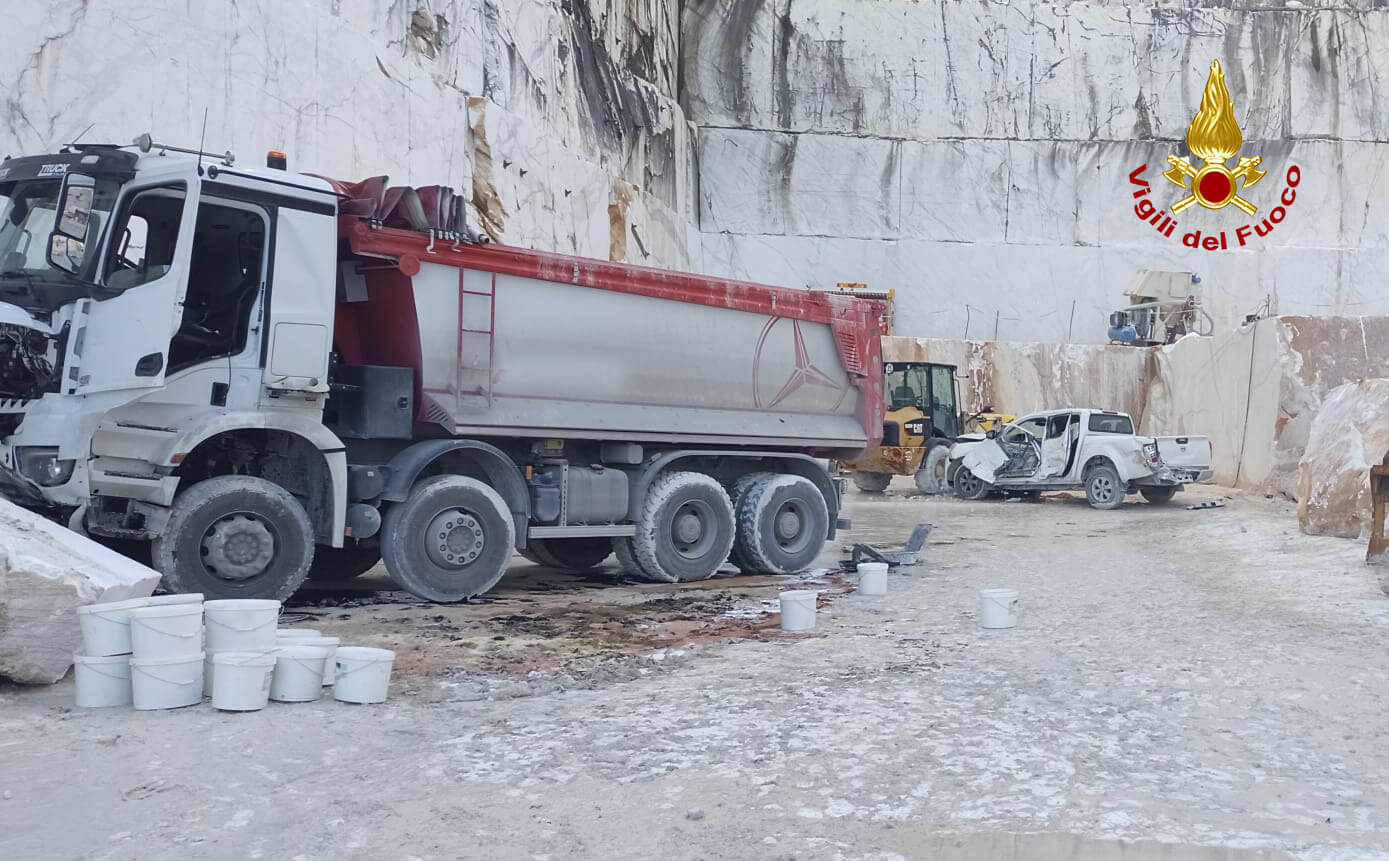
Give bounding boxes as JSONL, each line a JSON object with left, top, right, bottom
{"left": 0, "top": 138, "right": 885, "bottom": 602}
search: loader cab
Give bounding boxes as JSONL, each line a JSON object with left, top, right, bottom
{"left": 883, "top": 361, "right": 960, "bottom": 444}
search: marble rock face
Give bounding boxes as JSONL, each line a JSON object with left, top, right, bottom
{"left": 0, "top": 500, "right": 160, "bottom": 684}
{"left": 1297, "top": 380, "right": 1389, "bottom": 540}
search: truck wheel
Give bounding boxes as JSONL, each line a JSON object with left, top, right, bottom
{"left": 307, "top": 545, "right": 382, "bottom": 581}
{"left": 1139, "top": 485, "right": 1178, "bottom": 504}
{"left": 634, "top": 471, "right": 736, "bottom": 582}
{"left": 953, "top": 467, "right": 991, "bottom": 500}
{"left": 737, "top": 475, "right": 829, "bottom": 575}
{"left": 152, "top": 475, "right": 314, "bottom": 601}
{"left": 612, "top": 537, "right": 659, "bottom": 581}
{"left": 1085, "top": 464, "right": 1125, "bottom": 510}
{"left": 728, "top": 471, "right": 775, "bottom": 572}
{"left": 527, "top": 538, "right": 612, "bottom": 571}
{"left": 852, "top": 471, "right": 892, "bottom": 493}
{"left": 381, "top": 475, "right": 515, "bottom": 602}
{"left": 913, "top": 443, "right": 951, "bottom": 494}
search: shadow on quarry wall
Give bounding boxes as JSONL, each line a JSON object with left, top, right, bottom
{"left": 887, "top": 315, "right": 1389, "bottom": 499}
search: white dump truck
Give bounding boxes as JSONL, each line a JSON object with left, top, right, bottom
{"left": 0, "top": 139, "right": 885, "bottom": 601}
{"left": 946, "top": 408, "right": 1212, "bottom": 509}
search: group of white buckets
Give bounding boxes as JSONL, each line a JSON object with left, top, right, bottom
{"left": 777, "top": 563, "right": 1019, "bottom": 632}
{"left": 74, "top": 595, "right": 395, "bottom": 711}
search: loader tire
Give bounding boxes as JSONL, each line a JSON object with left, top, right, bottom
{"left": 633, "top": 471, "right": 736, "bottom": 582}
{"left": 852, "top": 471, "right": 892, "bottom": 493}
{"left": 381, "top": 476, "right": 514, "bottom": 602}
{"left": 913, "top": 443, "right": 951, "bottom": 494}
{"left": 736, "top": 475, "right": 829, "bottom": 575}
{"left": 527, "top": 538, "right": 612, "bottom": 571}
{"left": 307, "top": 545, "right": 382, "bottom": 581}
{"left": 153, "top": 475, "right": 314, "bottom": 601}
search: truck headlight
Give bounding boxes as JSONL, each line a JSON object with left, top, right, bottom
{"left": 16, "top": 447, "right": 76, "bottom": 487}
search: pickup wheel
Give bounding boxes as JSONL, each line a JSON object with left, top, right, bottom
{"left": 736, "top": 475, "right": 829, "bottom": 575}
{"left": 152, "top": 475, "right": 314, "bottom": 601}
{"left": 307, "top": 545, "right": 382, "bottom": 581}
{"left": 913, "top": 443, "right": 951, "bottom": 494}
{"left": 381, "top": 476, "right": 515, "bottom": 602}
{"left": 1139, "top": 485, "right": 1179, "bottom": 504}
{"left": 1084, "top": 464, "right": 1125, "bottom": 510}
{"left": 953, "top": 466, "right": 991, "bottom": 500}
{"left": 852, "top": 471, "right": 892, "bottom": 493}
{"left": 526, "top": 538, "right": 612, "bottom": 571}
{"left": 633, "top": 471, "right": 736, "bottom": 582}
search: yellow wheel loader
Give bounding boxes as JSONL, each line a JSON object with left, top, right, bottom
{"left": 840, "top": 361, "right": 1013, "bottom": 494}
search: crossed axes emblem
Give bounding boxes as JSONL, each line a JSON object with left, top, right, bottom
{"left": 1161, "top": 154, "right": 1267, "bottom": 215}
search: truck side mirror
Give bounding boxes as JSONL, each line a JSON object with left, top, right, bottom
{"left": 46, "top": 173, "right": 97, "bottom": 274}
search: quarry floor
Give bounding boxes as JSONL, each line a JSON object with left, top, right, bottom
{"left": 3, "top": 483, "right": 1389, "bottom": 860}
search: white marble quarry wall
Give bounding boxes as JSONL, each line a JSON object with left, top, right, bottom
{"left": 1, "top": 0, "right": 701, "bottom": 267}
{"left": 685, "top": 0, "right": 1389, "bottom": 344}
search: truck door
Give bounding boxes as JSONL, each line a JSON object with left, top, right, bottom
{"left": 929, "top": 364, "right": 959, "bottom": 439}
{"left": 1039, "top": 413, "right": 1076, "bottom": 478}
{"left": 72, "top": 181, "right": 197, "bottom": 394}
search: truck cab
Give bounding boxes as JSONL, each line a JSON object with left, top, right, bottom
{"left": 0, "top": 141, "right": 348, "bottom": 598}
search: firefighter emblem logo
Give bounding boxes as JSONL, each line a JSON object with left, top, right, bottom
{"left": 1160, "top": 60, "right": 1266, "bottom": 215}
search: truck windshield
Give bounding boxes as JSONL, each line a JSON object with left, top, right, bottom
{"left": 1088, "top": 413, "right": 1134, "bottom": 434}
{"left": 0, "top": 177, "right": 121, "bottom": 314}
{"left": 885, "top": 363, "right": 929, "bottom": 411}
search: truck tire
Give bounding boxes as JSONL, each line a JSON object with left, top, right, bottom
{"left": 1139, "top": 485, "right": 1179, "bottom": 504}
{"left": 728, "top": 471, "right": 775, "bottom": 573}
{"left": 381, "top": 475, "right": 515, "bottom": 602}
{"left": 852, "top": 471, "right": 892, "bottom": 493}
{"left": 913, "top": 443, "right": 951, "bottom": 494}
{"left": 1084, "top": 463, "right": 1125, "bottom": 510}
{"left": 307, "top": 545, "right": 382, "bottom": 581}
{"left": 612, "top": 537, "right": 659, "bottom": 581}
{"left": 952, "top": 466, "right": 991, "bottom": 500}
{"left": 527, "top": 538, "right": 612, "bottom": 571}
{"left": 737, "top": 475, "right": 829, "bottom": 575}
{"left": 152, "top": 475, "right": 314, "bottom": 601}
{"left": 633, "top": 471, "right": 736, "bottom": 582}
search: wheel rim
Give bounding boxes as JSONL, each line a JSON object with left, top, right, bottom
{"left": 932, "top": 455, "right": 948, "bottom": 482}
{"left": 425, "top": 508, "right": 485, "bottom": 568}
{"left": 771, "top": 499, "right": 813, "bottom": 554}
{"left": 668, "top": 499, "right": 717, "bottom": 560}
{"left": 958, "top": 472, "right": 981, "bottom": 496}
{"left": 1090, "top": 475, "right": 1115, "bottom": 503}
{"left": 200, "top": 511, "right": 278, "bottom": 581}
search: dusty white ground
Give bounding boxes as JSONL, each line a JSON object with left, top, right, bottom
{"left": 2, "top": 483, "right": 1387, "bottom": 861}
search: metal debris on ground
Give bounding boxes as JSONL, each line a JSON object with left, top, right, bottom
{"left": 840, "top": 523, "right": 933, "bottom": 570}
{"left": 1185, "top": 500, "right": 1226, "bottom": 510}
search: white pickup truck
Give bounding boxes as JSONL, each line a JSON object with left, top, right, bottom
{"left": 945, "top": 408, "right": 1212, "bottom": 509}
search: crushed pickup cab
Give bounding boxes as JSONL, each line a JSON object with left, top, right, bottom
{"left": 945, "top": 409, "right": 1213, "bottom": 510}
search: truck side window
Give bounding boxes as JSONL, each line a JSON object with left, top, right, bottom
{"left": 168, "top": 199, "right": 268, "bottom": 373}
{"left": 104, "top": 185, "right": 187, "bottom": 292}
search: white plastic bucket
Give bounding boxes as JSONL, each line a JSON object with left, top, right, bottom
{"left": 128, "top": 603, "right": 204, "bottom": 659}
{"left": 978, "top": 587, "right": 1020, "bottom": 629}
{"left": 76, "top": 597, "right": 151, "bottom": 657}
{"left": 211, "top": 651, "right": 277, "bottom": 712}
{"left": 204, "top": 599, "right": 280, "bottom": 652}
{"left": 203, "top": 649, "right": 276, "bottom": 696}
{"left": 130, "top": 652, "right": 204, "bottom": 710}
{"left": 275, "top": 628, "right": 322, "bottom": 640}
{"left": 779, "top": 590, "right": 818, "bottom": 632}
{"left": 304, "top": 636, "right": 341, "bottom": 686}
{"left": 270, "top": 643, "right": 332, "bottom": 702}
{"left": 73, "top": 653, "right": 132, "bottom": 708}
{"left": 333, "top": 647, "right": 395, "bottom": 704}
{"left": 147, "top": 592, "right": 204, "bottom": 606}
{"left": 857, "top": 562, "right": 889, "bottom": 596}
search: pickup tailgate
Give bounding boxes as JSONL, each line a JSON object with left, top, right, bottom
{"left": 1155, "top": 435, "right": 1212, "bottom": 470}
